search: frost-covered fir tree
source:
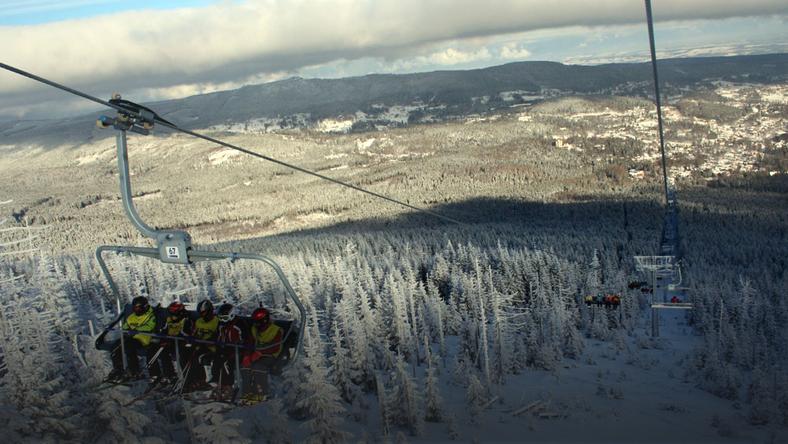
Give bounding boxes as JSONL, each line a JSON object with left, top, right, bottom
{"left": 585, "top": 250, "right": 603, "bottom": 297}
{"left": 381, "top": 273, "right": 416, "bottom": 362}
{"left": 387, "top": 354, "right": 423, "bottom": 436}
{"left": 423, "top": 279, "right": 447, "bottom": 365}
{"left": 89, "top": 387, "right": 159, "bottom": 443}
{"left": 35, "top": 255, "right": 80, "bottom": 337}
{"left": 470, "top": 260, "right": 491, "bottom": 386}
{"left": 254, "top": 398, "right": 293, "bottom": 444}
{"left": 0, "top": 281, "right": 82, "bottom": 441}
{"left": 349, "top": 281, "right": 382, "bottom": 389}
{"left": 281, "top": 346, "right": 311, "bottom": 420}
{"left": 422, "top": 336, "right": 443, "bottom": 423}
{"left": 295, "top": 317, "right": 349, "bottom": 444}
{"left": 329, "top": 318, "right": 360, "bottom": 403}
{"left": 488, "top": 270, "right": 516, "bottom": 383}
{"left": 465, "top": 372, "right": 488, "bottom": 424}
{"left": 192, "top": 403, "right": 249, "bottom": 444}
{"left": 556, "top": 260, "right": 584, "bottom": 358}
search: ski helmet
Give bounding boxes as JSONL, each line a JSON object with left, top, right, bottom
{"left": 131, "top": 296, "right": 149, "bottom": 315}
{"left": 217, "top": 303, "right": 236, "bottom": 323}
{"left": 197, "top": 300, "right": 214, "bottom": 319}
{"left": 167, "top": 301, "right": 186, "bottom": 318}
{"left": 251, "top": 307, "right": 270, "bottom": 326}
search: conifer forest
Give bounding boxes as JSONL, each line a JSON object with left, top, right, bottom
{"left": 1, "top": 56, "right": 787, "bottom": 443}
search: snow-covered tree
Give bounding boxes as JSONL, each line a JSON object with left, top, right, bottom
{"left": 255, "top": 398, "right": 293, "bottom": 444}
{"left": 0, "top": 280, "right": 81, "bottom": 441}
{"left": 329, "top": 318, "right": 359, "bottom": 403}
{"left": 89, "top": 387, "right": 158, "bottom": 443}
{"left": 387, "top": 354, "right": 423, "bottom": 436}
{"left": 465, "top": 373, "right": 488, "bottom": 424}
{"left": 192, "top": 403, "right": 249, "bottom": 444}
{"left": 422, "top": 336, "right": 443, "bottom": 423}
{"left": 295, "top": 318, "right": 349, "bottom": 444}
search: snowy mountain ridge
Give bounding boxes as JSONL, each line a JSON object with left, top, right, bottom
{"left": 1, "top": 53, "right": 786, "bottom": 147}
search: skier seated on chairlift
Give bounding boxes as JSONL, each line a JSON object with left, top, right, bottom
{"left": 211, "top": 303, "right": 246, "bottom": 398}
{"left": 184, "top": 299, "right": 219, "bottom": 392}
{"left": 240, "top": 307, "right": 283, "bottom": 402}
{"left": 604, "top": 294, "right": 621, "bottom": 308}
{"left": 155, "top": 301, "right": 193, "bottom": 385}
{"left": 105, "top": 296, "right": 160, "bottom": 383}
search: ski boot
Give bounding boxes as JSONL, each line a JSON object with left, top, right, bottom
{"left": 240, "top": 392, "right": 266, "bottom": 405}
{"left": 104, "top": 369, "right": 125, "bottom": 384}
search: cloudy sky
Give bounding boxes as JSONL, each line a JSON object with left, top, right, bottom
{"left": 1, "top": 0, "right": 786, "bottom": 119}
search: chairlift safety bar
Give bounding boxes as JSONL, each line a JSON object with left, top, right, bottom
{"left": 100, "top": 325, "right": 295, "bottom": 353}
{"left": 650, "top": 303, "right": 693, "bottom": 310}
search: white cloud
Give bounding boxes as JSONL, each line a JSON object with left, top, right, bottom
{"left": 398, "top": 46, "right": 493, "bottom": 68}
{"left": 1, "top": 0, "right": 786, "bottom": 116}
{"left": 137, "top": 71, "right": 290, "bottom": 102}
{"left": 499, "top": 43, "right": 531, "bottom": 60}
{"left": 430, "top": 47, "right": 492, "bottom": 65}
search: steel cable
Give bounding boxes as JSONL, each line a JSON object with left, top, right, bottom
{"left": 1, "top": 62, "right": 461, "bottom": 225}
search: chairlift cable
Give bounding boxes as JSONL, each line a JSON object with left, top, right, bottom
{"left": 155, "top": 120, "right": 462, "bottom": 225}
{"left": 0, "top": 62, "right": 462, "bottom": 225}
{"left": 0, "top": 63, "right": 121, "bottom": 113}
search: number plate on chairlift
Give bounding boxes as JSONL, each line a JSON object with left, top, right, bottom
{"left": 166, "top": 246, "right": 180, "bottom": 259}
{"left": 157, "top": 232, "right": 192, "bottom": 264}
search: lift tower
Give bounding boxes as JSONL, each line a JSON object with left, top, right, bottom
{"left": 634, "top": 0, "right": 692, "bottom": 337}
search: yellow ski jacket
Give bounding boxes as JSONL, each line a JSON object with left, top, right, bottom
{"left": 122, "top": 306, "right": 157, "bottom": 347}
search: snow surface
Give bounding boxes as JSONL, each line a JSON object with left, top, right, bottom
{"left": 174, "top": 310, "right": 783, "bottom": 443}
{"left": 208, "top": 148, "right": 243, "bottom": 166}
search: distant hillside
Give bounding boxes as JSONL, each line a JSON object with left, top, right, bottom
{"left": 2, "top": 53, "right": 786, "bottom": 146}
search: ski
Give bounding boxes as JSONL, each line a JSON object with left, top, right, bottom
{"left": 182, "top": 394, "right": 238, "bottom": 410}
{"left": 238, "top": 393, "right": 267, "bottom": 406}
{"left": 121, "top": 377, "right": 179, "bottom": 406}
{"left": 122, "top": 379, "right": 163, "bottom": 406}
{"left": 92, "top": 378, "right": 138, "bottom": 392}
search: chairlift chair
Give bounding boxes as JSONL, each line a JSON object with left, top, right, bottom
{"left": 94, "top": 102, "right": 306, "bottom": 396}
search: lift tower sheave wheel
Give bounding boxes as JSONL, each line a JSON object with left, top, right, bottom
{"left": 94, "top": 98, "right": 307, "bottom": 385}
